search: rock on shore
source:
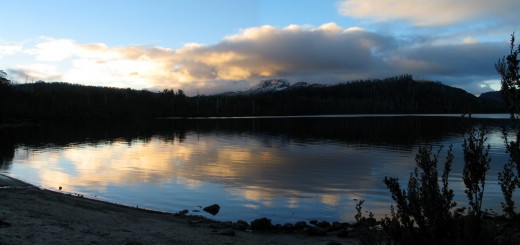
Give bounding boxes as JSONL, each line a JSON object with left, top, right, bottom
{"left": 0, "top": 174, "right": 360, "bottom": 244}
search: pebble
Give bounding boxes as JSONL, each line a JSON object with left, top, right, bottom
{"left": 251, "top": 217, "right": 272, "bottom": 230}
{"left": 294, "top": 221, "right": 308, "bottom": 229}
{"left": 203, "top": 204, "right": 220, "bottom": 215}
{"left": 233, "top": 220, "right": 249, "bottom": 231}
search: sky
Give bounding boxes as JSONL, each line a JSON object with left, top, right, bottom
{"left": 0, "top": 0, "right": 518, "bottom": 96}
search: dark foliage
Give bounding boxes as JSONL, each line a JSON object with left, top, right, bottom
{"left": 496, "top": 33, "right": 520, "bottom": 218}
{"left": 0, "top": 75, "right": 504, "bottom": 123}
{"left": 380, "top": 145, "right": 458, "bottom": 245}
{"left": 496, "top": 34, "right": 520, "bottom": 118}
{"left": 499, "top": 159, "right": 518, "bottom": 218}
{"left": 355, "top": 200, "right": 382, "bottom": 245}
{"left": 0, "top": 70, "right": 13, "bottom": 123}
{"left": 462, "top": 127, "right": 491, "bottom": 218}
{"left": 355, "top": 142, "right": 508, "bottom": 245}
{"left": 351, "top": 33, "right": 520, "bottom": 245}
{"left": 0, "top": 82, "right": 187, "bottom": 123}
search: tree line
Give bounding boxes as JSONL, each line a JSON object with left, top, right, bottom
{"left": 0, "top": 73, "right": 504, "bottom": 123}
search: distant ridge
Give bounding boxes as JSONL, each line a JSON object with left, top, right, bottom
{"left": 0, "top": 75, "right": 505, "bottom": 122}
{"left": 213, "top": 75, "right": 504, "bottom": 115}
{"left": 479, "top": 91, "right": 503, "bottom": 104}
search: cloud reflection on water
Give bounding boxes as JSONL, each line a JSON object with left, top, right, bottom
{"left": 4, "top": 116, "right": 515, "bottom": 222}
{"left": 13, "top": 132, "right": 418, "bottom": 213}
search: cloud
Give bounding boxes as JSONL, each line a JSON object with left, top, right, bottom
{"left": 462, "top": 37, "right": 479, "bottom": 45}
{"left": 168, "top": 22, "right": 507, "bottom": 94}
{"left": 338, "top": 0, "right": 520, "bottom": 26}
{"left": 169, "top": 23, "right": 398, "bottom": 93}
{"left": 9, "top": 37, "right": 178, "bottom": 89}
{"left": 383, "top": 41, "right": 507, "bottom": 94}
{"left": 3, "top": 23, "right": 510, "bottom": 95}
{"left": 27, "top": 38, "right": 80, "bottom": 62}
{"left": 387, "top": 42, "right": 504, "bottom": 76}
{"left": 9, "top": 64, "right": 63, "bottom": 82}
{"left": 0, "top": 44, "right": 23, "bottom": 58}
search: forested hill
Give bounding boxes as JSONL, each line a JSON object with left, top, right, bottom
{"left": 0, "top": 75, "right": 504, "bottom": 123}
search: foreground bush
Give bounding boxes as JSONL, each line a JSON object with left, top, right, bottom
{"left": 355, "top": 142, "right": 518, "bottom": 245}
{"left": 380, "top": 145, "right": 458, "bottom": 244}
{"left": 496, "top": 33, "right": 520, "bottom": 218}
{"left": 353, "top": 32, "right": 520, "bottom": 245}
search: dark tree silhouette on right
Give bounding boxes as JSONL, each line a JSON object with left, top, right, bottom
{"left": 495, "top": 33, "right": 520, "bottom": 218}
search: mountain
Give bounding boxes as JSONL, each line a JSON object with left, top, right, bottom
{"left": 244, "top": 79, "right": 291, "bottom": 94}
{"left": 234, "top": 79, "right": 323, "bottom": 95}
{"left": 213, "top": 75, "right": 504, "bottom": 116}
{"left": 216, "top": 79, "right": 292, "bottom": 96}
{"left": 479, "top": 91, "right": 503, "bottom": 103}
{"left": 0, "top": 75, "right": 506, "bottom": 122}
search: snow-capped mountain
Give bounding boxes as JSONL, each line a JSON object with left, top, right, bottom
{"left": 218, "top": 79, "right": 322, "bottom": 96}
{"left": 244, "top": 79, "right": 291, "bottom": 94}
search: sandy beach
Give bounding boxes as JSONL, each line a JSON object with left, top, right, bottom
{"left": 0, "top": 174, "right": 358, "bottom": 244}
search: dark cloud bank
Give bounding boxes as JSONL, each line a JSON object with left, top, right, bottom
{"left": 172, "top": 24, "right": 507, "bottom": 95}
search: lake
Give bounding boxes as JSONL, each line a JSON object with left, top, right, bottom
{"left": 1, "top": 114, "right": 518, "bottom": 224}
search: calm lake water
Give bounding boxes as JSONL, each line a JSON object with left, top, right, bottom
{"left": 1, "top": 114, "right": 519, "bottom": 224}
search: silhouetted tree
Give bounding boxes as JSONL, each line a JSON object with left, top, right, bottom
{"left": 0, "top": 74, "right": 504, "bottom": 122}
{"left": 496, "top": 33, "right": 520, "bottom": 217}
{"left": 462, "top": 127, "right": 491, "bottom": 218}
{"left": 381, "top": 145, "right": 457, "bottom": 244}
{"left": 0, "top": 70, "right": 9, "bottom": 88}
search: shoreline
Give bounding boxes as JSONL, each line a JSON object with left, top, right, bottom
{"left": 0, "top": 174, "right": 358, "bottom": 244}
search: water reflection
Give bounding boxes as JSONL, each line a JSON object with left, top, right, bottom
{"left": 0, "top": 130, "right": 15, "bottom": 170}
{"left": 0, "top": 116, "right": 517, "bottom": 223}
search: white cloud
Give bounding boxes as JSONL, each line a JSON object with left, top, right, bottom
{"left": 3, "top": 22, "right": 509, "bottom": 95}
{"left": 9, "top": 37, "right": 179, "bottom": 89}
{"left": 338, "top": 0, "right": 520, "bottom": 26}
{"left": 481, "top": 79, "right": 501, "bottom": 91}
{"left": 28, "top": 37, "right": 79, "bottom": 61}
{"left": 0, "top": 44, "right": 23, "bottom": 58}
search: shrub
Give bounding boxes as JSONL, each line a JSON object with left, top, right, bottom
{"left": 381, "top": 145, "right": 457, "bottom": 244}
{"left": 496, "top": 33, "right": 520, "bottom": 217}
{"left": 354, "top": 200, "right": 382, "bottom": 245}
{"left": 462, "top": 127, "right": 491, "bottom": 218}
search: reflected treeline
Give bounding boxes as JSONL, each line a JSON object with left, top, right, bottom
{"left": 0, "top": 116, "right": 511, "bottom": 167}
{"left": 0, "top": 129, "right": 15, "bottom": 169}
{"left": 163, "top": 116, "right": 510, "bottom": 148}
